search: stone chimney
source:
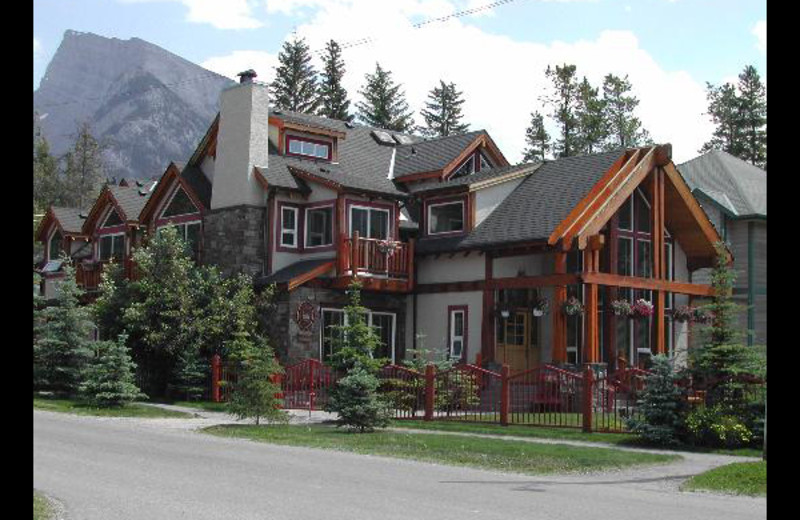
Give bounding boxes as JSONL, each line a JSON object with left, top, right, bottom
{"left": 210, "top": 70, "right": 269, "bottom": 210}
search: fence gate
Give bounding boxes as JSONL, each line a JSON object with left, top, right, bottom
{"left": 280, "top": 358, "right": 336, "bottom": 410}
{"left": 507, "top": 364, "right": 584, "bottom": 428}
{"left": 378, "top": 364, "right": 426, "bottom": 419}
{"left": 432, "top": 364, "right": 502, "bottom": 423}
{"left": 592, "top": 367, "right": 651, "bottom": 432}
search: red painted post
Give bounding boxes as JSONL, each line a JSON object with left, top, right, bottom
{"left": 424, "top": 364, "right": 435, "bottom": 421}
{"left": 583, "top": 364, "right": 594, "bottom": 433}
{"left": 500, "top": 364, "right": 510, "bottom": 426}
{"left": 211, "top": 354, "right": 221, "bottom": 403}
{"left": 309, "top": 360, "right": 316, "bottom": 412}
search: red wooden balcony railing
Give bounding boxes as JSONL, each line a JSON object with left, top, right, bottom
{"left": 75, "top": 258, "right": 137, "bottom": 291}
{"left": 337, "top": 232, "right": 414, "bottom": 280}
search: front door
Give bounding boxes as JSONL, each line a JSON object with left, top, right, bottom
{"left": 496, "top": 311, "right": 539, "bottom": 372}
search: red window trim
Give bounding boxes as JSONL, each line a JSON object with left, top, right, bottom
{"left": 285, "top": 135, "right": 333, "bottom": 161}
{"left": 423, "top": 194, "right": 469, "bottom": 238}
{"left": 273, "top": 199, "right": 337, "bottom": 254}
{"left": 304, "top": 201, "right": 337, "bottom": 251}
{"left": 344, "top": 198, "right": 397, "bottom": 240}
{"left": 447, "top": 305, "right": 469, "bottom": 364}
{"left": 275, "top": 201, "right": 303, "bottom": 253}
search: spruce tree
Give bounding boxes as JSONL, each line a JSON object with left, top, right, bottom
{"left": 736, "top": 65, "right": 767, "bottom": 169}
{"left": 602, "top": 73, "right": 651, "bottom": 150}
{"left": 355, "top": 63, "right": 414, "bottom": 132}
{"left": 700, "top": 82, "right": 743, "bottom": 157}
{"left": 419, "top": 80, "right": 470, "bottom": 137}
{"left": 271, "top": 35, "right": 319, "bottom": 114}
{"left": 626, "top": 355, "right": 688, "bottom": 446}
{"left": 541, "top": 64, "right": 580, "bottom": 157}
{"left": 521, "top": 111, "right": 550, "bottom": 162}
{"left": 63, "top": 122, "right": 105, "bottom": 209}
{"left": 171, "top": 346, "right": 208, "bottom": 401}
{"left": 317, "top": 40, "right": 351, "bottom": 121}
{"left": 575, "top": 77, "right": 608, "bottom": 154}
{"left": 33, "top": 126, "right": 63, "bottom": 213}
{"left": 226, "top": 332, "right": 287, "bottom": 425}
{"left": 80, "top": 334, "right": 145, "bottom": 407}
{"left": 34, "top": 262, "right": 94, "bottom": 395}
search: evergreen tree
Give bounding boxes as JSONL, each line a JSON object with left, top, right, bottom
{"left": 80, "top": 334, "right": 145, "bottom": 407}
{"left": 34, "top": 262, "right": 94, "bottom": 394}
{"left": 226, "top": 334, "right": 287, "bottom": 425}
{"left": 317, "top": 40, "right": 351, "bottom": 120}
{"left": 419, "top": 80, "right": 470, "bottom": 137}
{"left": 601, "top": 73, "right": 651, "bottom": 150}
{"left": 575, "top": 77, "right": 608, "bottom": 154}
{"left": 626, "top": 355, "right": 688, "bottom": 446}
{"left": 521, "top": 111, "right": 550, "bottom": 162}
{"left": 33, "top": 126, "right": 63, "bottom": 213}
{"left": 271, "top": 35, "right": 319, "bottom": 114}
{"left": 736, "top": 65, "right": 767, "bottom": 169}
{"left": 62, "top": 122, "right": 105, "bottom": 209}
{"left": 541, "top": 64, "right": 581, "bottom": 157}
{"left": 171, "top": 346, "right": 208, "bottom": 401}
{"left": 355, "top": 62, "right": 415, "bottom": 132}
{"left": 700, "top": 82, "right": 743, "bottom": 157}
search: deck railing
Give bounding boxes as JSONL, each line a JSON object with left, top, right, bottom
{"left": 337, "top": 232, "right": 413, "bottom": 280}
{"left": 75, "top": 258, "right": 137, "bottom": 291}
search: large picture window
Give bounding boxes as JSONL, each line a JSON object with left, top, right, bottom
{"left": 350, "top": 206, "right": 390, "bottom": 240}
{"left": 99, "top": 233, "right": 125, "bottom": 261}
{"left": 428, "top": 200, "right": 464, "bottom": 235}
{"left": 305, "top": 206, "right": 333, "bottom": 248}
{"left": 320, "top": 308, "right": 396, "bottom": 363}
{"left": 162, "top": 187, "right": 198, "bottom": 218}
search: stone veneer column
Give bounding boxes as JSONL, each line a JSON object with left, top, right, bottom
{"left": 202, "top": 205, "right": 266, "bottom": 277}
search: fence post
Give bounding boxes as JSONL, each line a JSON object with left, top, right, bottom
{"left": 211, "top": 354, "right": 221, "bottom": 403}
{"left": 500, "top": 364, "right": 510, "bottom": 426}
{"left": 424, "top": 364, "right": 435, "bottom": 421}
{"left": 583, "top": 364, "right": 594, "bottom": 433}
{"left": 309, "top": 360, "right": 316, "bottom": 412}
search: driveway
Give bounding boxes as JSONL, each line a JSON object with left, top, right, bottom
{"left": 34, "top": 409, "right": 766, "bottom": 520}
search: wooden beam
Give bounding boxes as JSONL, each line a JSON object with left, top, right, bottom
{"left": 552, "top": 252, "right": 567, "bottom": 364}
{"left": 287, "top": 261, "right": 335, "bottom": 291}
{"left": 581, "top": 272, "right": 715, "bottom": 297}
{"left": 482, "top": 255, "right": 495, "bottom": 363}
{"left": 653, "top": 290, "right": 666, "bottom": 355}
{"left": 487, "top": 273, "right": 580, "bottom": 290}
{"left": 584, "top": 282, "right": 599, "bottom": 363}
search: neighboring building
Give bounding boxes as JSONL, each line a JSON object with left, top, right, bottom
{"left": 678, "top": 150, "right": 767, "bottom": 347}
{"left": 34, "top": 206, "right": 91, "bottom": 299}
{"left": 35, "top": 71, "right": 730, "bottom": 373}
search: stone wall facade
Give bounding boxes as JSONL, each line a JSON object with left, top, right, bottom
{"left": 202, "top": 205, "right": 265, "bottom": 277}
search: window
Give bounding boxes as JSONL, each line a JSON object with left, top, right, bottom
{"left": 48, "top": 230, "right": 63, "bottom": 261}
{"left": 350, "top": 206, "right": 390, "bottom": 240}
{"left": 305, "top": 206, "right": 333, "bottom": 247}
{"left": 165, "top": 221, "right": 201, "bottom": 259}
{"left": 479, "top": 152, "right": 492, "bottom": 171}
{"left": 449, "top": 307, "right": 467, "bottom": 361}
{"left": 162, "top": 188, "right": 197, "bottom": 218}
{"left": 280, "top": 206, "right": 299, "bottom": 248}
{"left": 287, "top": 136, "right": 331, "bottom": 160}
{"left": 618, "top": 196, "right": 633, "bottom": 231}
{"left": 451, "top": 156, "right": 476, "bottom": 178}
{"left": 321, "top": 308, "right": 396, "bottom": 363}
{"left": 428, "top": 201, "right": 464, "bottom": 235}
{"left": 102, "top": 208, "right": 123, "bottom": 227}
{"left": 99, "top": 233, "right": 125, "bottom": 261}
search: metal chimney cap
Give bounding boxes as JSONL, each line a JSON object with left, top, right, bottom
{"left": 237, "top": 69, "right": 258, "bottom": 84}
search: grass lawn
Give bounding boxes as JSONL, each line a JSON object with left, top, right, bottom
{"left": 389, "top": 420, "right": 764, "bottom": 457}
{"left": 34, "top": 492, "right": 52, "bottom": 520}
{"left": 204, "top": 423, "right": 679, "bottom": 475}
{"left": 33, "top": 395, "right": 193, "bottom": 418}
{"left": 682, "top": 461, "right": 766, "bottom": 496}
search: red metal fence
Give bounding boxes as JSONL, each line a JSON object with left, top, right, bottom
{"left": 279, "top": 358, "right": 336, "bottom": 411}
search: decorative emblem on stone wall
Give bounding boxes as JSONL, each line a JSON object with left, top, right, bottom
{"left": 294, "top": 300, "right": 317, "bottom": 332}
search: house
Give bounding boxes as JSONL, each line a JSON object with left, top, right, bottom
{"left": 35, "top": 70, "right": 730, "bottom": 373}
{"left": 34, "top": 206, "right": 91, "bottom": 299}
{"left": 678, "top": 150, "right": 767, "bottom": 346}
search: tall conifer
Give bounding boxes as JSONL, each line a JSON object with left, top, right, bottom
{"left": 271, "top": 35, "right": 319, "bottom": 113}
{"left": 419, "top": 80, "right": 470, "bottom": 137}
{"left": 355, "top": 63, "right": 414, "bottom": 132}
{"left": 317, "top": 40, "right": 351, "bottom": 120}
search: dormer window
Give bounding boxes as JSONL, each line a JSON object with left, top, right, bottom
{"left": 47, "top": 229, "right": 63, "bottom": 261}
{"left": 428, "top": 200, "right": 465, "bottom": 235}
{"left": 286, "top": 135, "right": 332, "bottom": 161}
{"left": 450, "top": 150, "right": 493, "bottom": 179}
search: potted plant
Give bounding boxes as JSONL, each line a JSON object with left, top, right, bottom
{"left": 611, "top": 299, "right": 633, "bottom": 318}
{"left": 670, "top": 305, "right": 694, "bottom": 323}
{"left": 376, "top": 239, "right": 401, "bottom": 256}
{"left": 693, "top": 307, "right": 714, "bottom": 324}
{"left": 532, "top": 296, "right": 549, "bottom": 317}
{"left": 563, "top": 297, "right": 584, "bottom": 316}
{"left": 631, "top": 298, "right": 654, "bottom": 319}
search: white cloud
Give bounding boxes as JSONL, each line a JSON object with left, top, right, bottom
{"left": 34, "top": 37, "right": 41, "bottom": 58}
{"left": 205, "top": 0, "right": 713, "bottom": 163}
{"left": 752, "top": 20, "right": 766, "bottom": 54}
{"left": 120, "top": 0, "right": 264, "bottom": 29}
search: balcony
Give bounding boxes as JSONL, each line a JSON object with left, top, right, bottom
{"left": 75, "top": 258, "right": 137, "bottom": 292}
{"left": 335, "top": 232, "right": 414, "bottom": 292}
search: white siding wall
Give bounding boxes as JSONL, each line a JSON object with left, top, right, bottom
{"left": 474, "top": 178, "right": 523, "bottom": 227}
{"left": 416, "top": 255, "right": 485, "bottom": 284}
{"left": 414, "top": 291, "right": 483, "bottom": 364}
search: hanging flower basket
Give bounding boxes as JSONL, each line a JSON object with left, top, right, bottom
{"left": 670, "top": 305, "right": 694, "bottom": 323}
{"left": 631, "top": 299, "right": 654, "bottom": 319}
{"left": 563, "top": 297, "right": 584, "bottom": 316}
{"left": 532, "top": 297, "right": 549, "bottom": 317}
{"left": 376, "top": 239, "right": 401, "bottom": 256}
{"left": 611, "top": 299, "right": 633, "bottom": 318}
{"left": 693, "top": 307, "right": 714, "bottom": 324}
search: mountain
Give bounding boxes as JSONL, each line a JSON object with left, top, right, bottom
{"left": 33, "top": 30, "right": 234, "bottom": 179}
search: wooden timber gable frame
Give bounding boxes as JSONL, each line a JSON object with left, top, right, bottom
{"left": 35, "top": 208, "right": 90, "bottom": 261}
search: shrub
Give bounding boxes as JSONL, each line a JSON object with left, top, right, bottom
{"left": 626, "top": 355, "right": 688, "bottom": 446}
{"left": 80, "top": 334, "right": 145, "bottom": 407}
{"left": 686, "top": 405, "right": 753, "bottom": 448}
{"left": 227, "top": 334, "right": 288, "bottom": 426}
{"left": 328, "top": 367, "right": 391, "bottom": 432}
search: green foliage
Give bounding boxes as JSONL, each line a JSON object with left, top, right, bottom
{"left": 327, "top": 282, "right": 386, "bottom": 374}
{"left": 575, "top": 76, "right": 608, "bottom": 154}
{"left": 601, "top": 73, "right": 651, "bottom": 150}
{"left": 80, "top": 334, "right": 145, "bottom": 408}
{"left": 317, "top": 40, "right": 351, "bottom": 121}
{"left": 226, "top": 334, "right": 287, "bottom": 425}
{"left": 33, "top": 262, "right": 94, "bottom": 395}
{"left": 170, "top": 346, "right": 208, "bottom": 401}
{"left": 328, "top": 367, "right": 391, "bottom": 432}
{"left": 521, "top": 111, "right": 550, "bottom": 162}
{"left": 62, "top": 122, "right": 106, "bottom": 209}
{"left": 419, "top": 80, "right": 470, "bottom": 137}
{"left": 356, "top": 62, "right": 414, "bottom": 132}
{"left": 626, "top": 355, "right": 688, "bottom": 446}
{"left": 686, "top": 405, "right": 753, "bottom": 449}
{"left": 33, "top": 124, "right": 63, "bottom": 213}
{"left": 541, "top": 64, "right": 580, "bottom": 157}
{"left": 271, "top": 35, "right": 319, "bottom": 114}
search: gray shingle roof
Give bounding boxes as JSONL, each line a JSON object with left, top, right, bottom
{"left": 415, "top": 150, "right": 624, "bottom": 253}
{"left": 408, "top": 162, "right": 542, "bottom": 194}
{"left": 108, "top": 185, "right": 153, "bottom": 221}
{"left": 678, "top": 150, "right": 766, "bottom": 218}
{"left": 393, "top": 131, "right": 487, "bottom": 179}
{"left": 51, "top": 207, "right": 88, "bottom": 234}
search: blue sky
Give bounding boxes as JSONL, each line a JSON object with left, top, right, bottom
{"left": 33, "top": 0, "right": 767, "bottom": 163}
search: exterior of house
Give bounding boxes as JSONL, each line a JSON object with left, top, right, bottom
{"left": 35, "top": 72, "right": 733, "bottom": 374}
{"left": 678, "top": 150, "right": 766, "bottom": 347}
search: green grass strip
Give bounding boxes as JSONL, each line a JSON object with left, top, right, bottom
{"left": 34, "top": 492, "right": 52, "bottom": 520}
{"left": 33, "top": 396, "right": 193, "bottom": 418}
{"left": 682, "top": 461, "right": 766, "bottom": 496}
{"left": 204, "top": 423, "right": 679, "bottom": 475}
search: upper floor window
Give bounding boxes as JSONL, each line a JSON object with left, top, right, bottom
{"left": 287, "top": 136, "right": 332, "bottom": 161}
{"left": 99, "top": 233, "right": 125, "bottom": 262}
{"left": 451, "top": 151, "right": 493, "bottom": 179}
{"left": 162, "top": 187, "right": 198, "bottom": 218}
{"left": 48, "top": 229, "right": 63, "bottom": 261}
{"left": 280, "top": 206, "right": 299, "bottom": 248}
{"left": 305, "top": 206, "right": 333, "bottom": 247}
{"left": 428, "top": 200, "right": 464, "bottom": 235}
{"left": 102, "top": 208, "right": 123, "bottom": 228}
{"left": 350, "top": 206, "right": 389, "bottom": 240}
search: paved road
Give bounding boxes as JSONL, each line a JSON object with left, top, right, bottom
{"left": 34, "top": 410, "right": 766, "bottom": 520}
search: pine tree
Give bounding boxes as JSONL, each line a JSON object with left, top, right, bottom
{"left": 521, "top": 111, "right": 550, "bottom": 162}
{"left": 601, "top": 73, "right": 651, "bottom": 150}
{"left": 541, "top": 64, "right": 581, "bottom": 157}
{"left": 34, "top": 262, "right": 94, "bottom": 395}
{"left": 419, "top": 80, "right": 470, "bottom": 137}
{"left": 33, "top": 125, "right": 63, "bottom": 213}
{"left": 626, "top": 355, "right": 688, "bottom": 446}
{"left": 736, "top": 65, "right": 767, "bottom": 169}
{"left": 317, "top": 40, "right": 351, "bottom": 121}
{"left": 355, "top": 63, "right": 414, "bottom": 132}
{"left": 171, "top": 347, "right": 208, "bottom": 401}
{"left": 700, "top": 82, "right": 743, "bottom": 157}
{"left": 80, "top": 334, "right": 145, "bottom": 407}
{"left": 271, "top": 35, "right": 319, "bottom": 114}
{"left": 226, "top": 332, "right": 287, "bottom": 425}
{"left": 63, "top": 122, "right": 105, "bottom": 209}
{"left": 575, "top": 77, "right": 608, "bottom": 154}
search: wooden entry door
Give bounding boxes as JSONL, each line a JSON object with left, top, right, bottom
{"left": 496, "top": 311, "right": 539, "bottom": 372}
